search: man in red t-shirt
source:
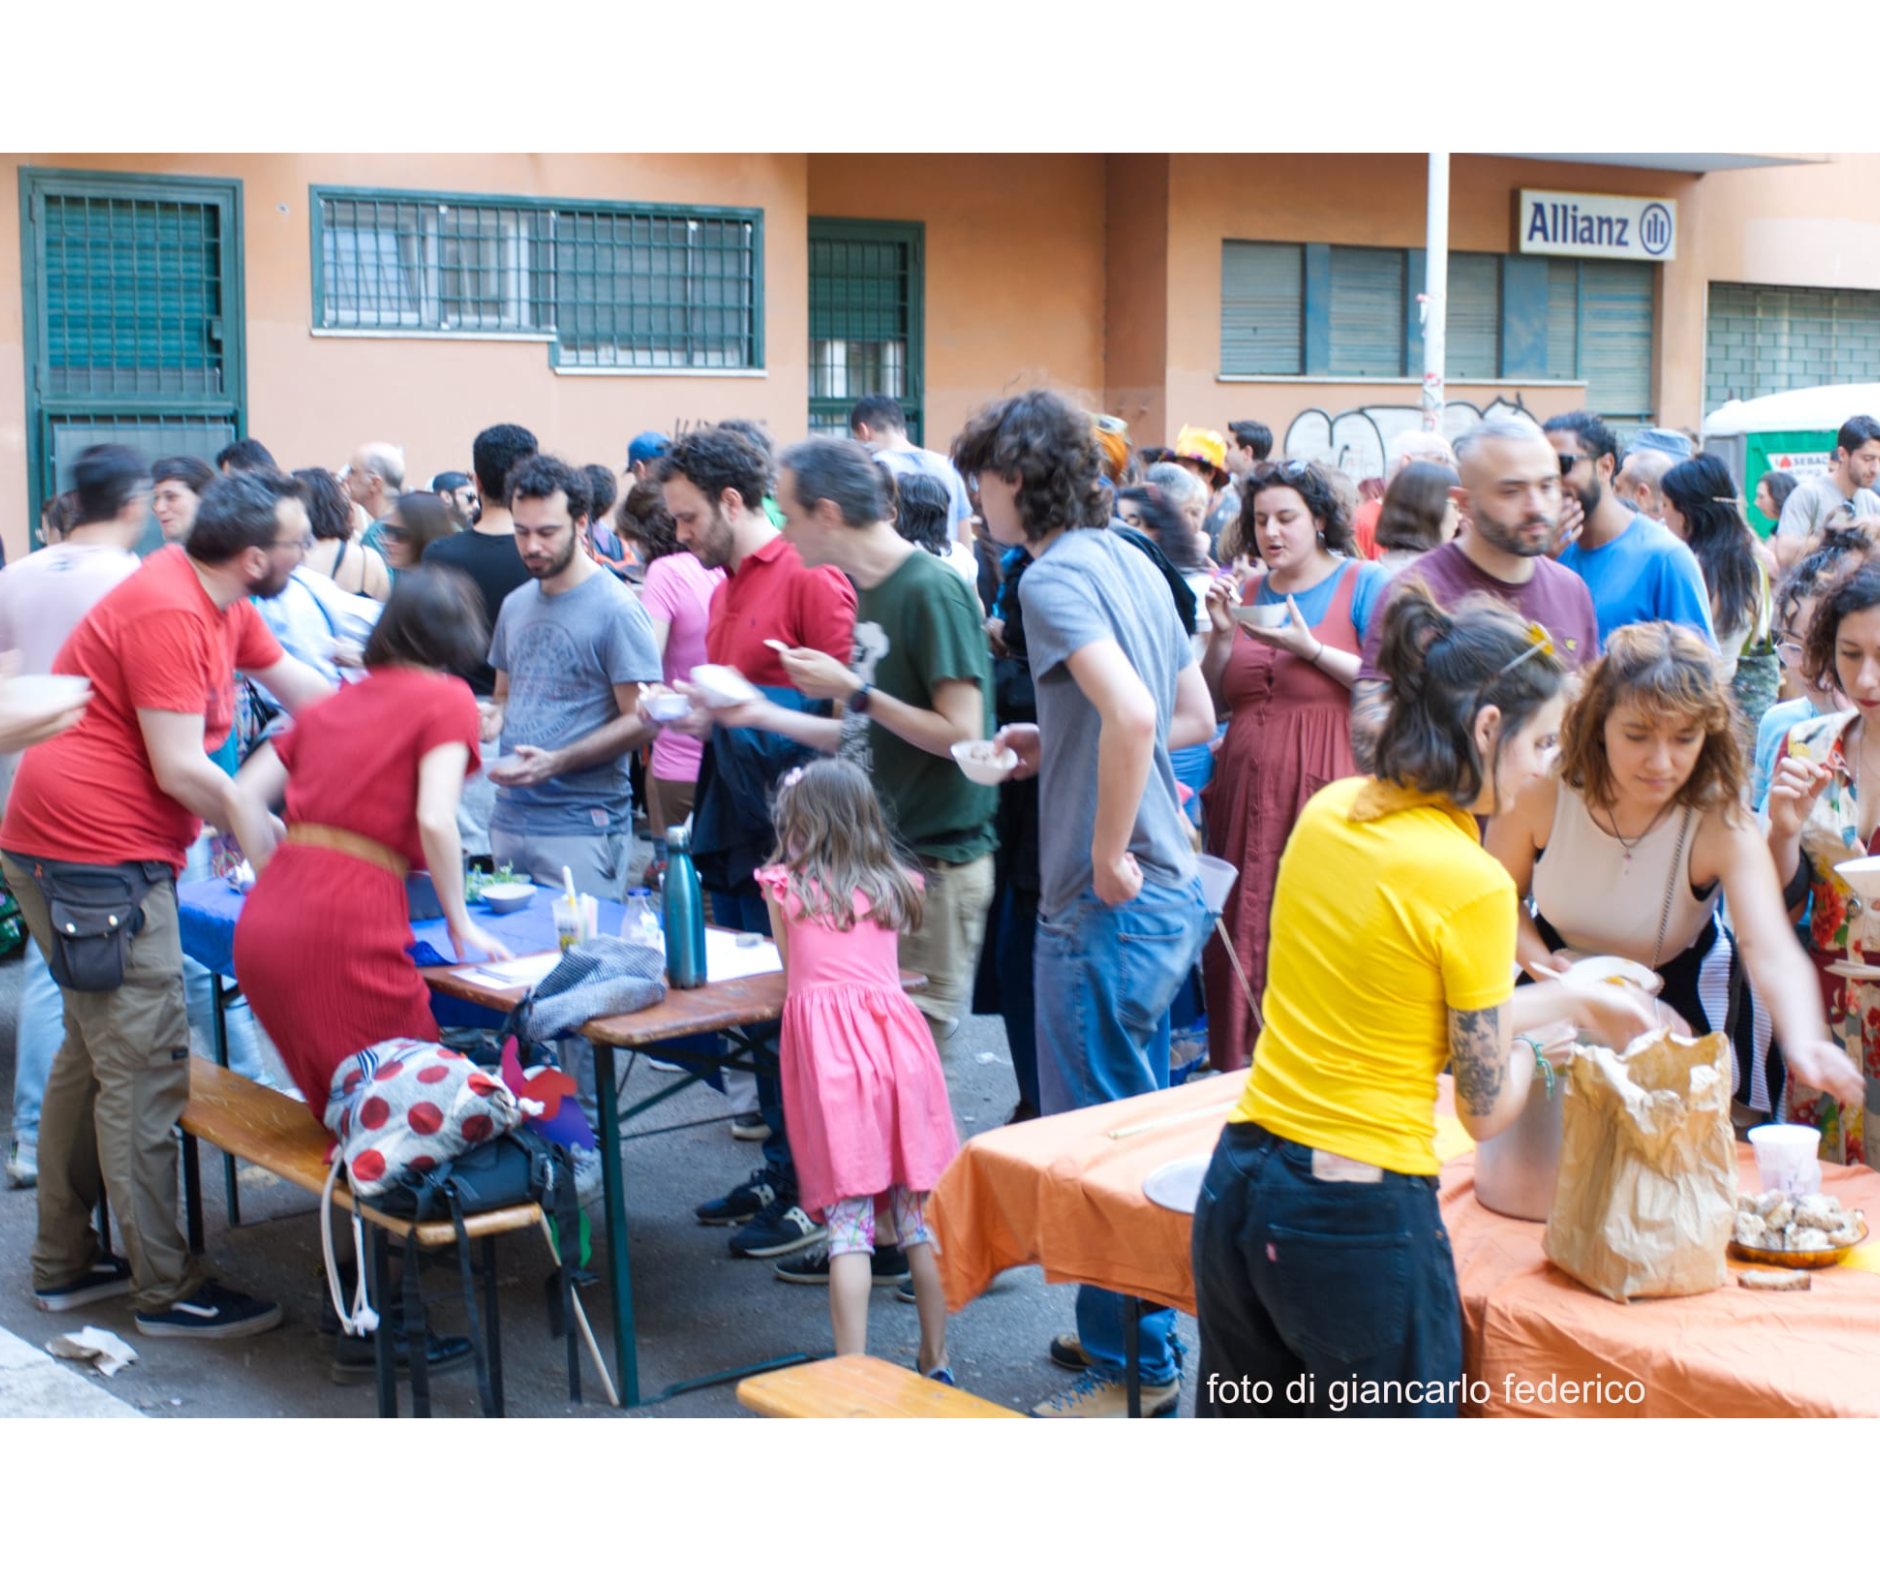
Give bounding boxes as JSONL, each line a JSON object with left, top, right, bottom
{"left": 653, "top": 426, "right": 857, "bottom": 1259}
{"left": 2, "top": 470, "right": 333, "bottom": 1339}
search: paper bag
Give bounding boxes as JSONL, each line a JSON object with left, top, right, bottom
{"left": 1542, "top": 1029, "right": 1735, "bottom": 1303}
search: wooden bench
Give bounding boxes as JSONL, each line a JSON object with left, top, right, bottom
{"left": 179, "top": 1058, "right": 545, "bottom": 1417}
{"left": 737, "top": 1355, "right": 1022, "bottom": 1419}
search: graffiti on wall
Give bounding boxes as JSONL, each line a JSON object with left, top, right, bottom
{"left": 1283, "top": 396, "right": 1533, "bottom": 479}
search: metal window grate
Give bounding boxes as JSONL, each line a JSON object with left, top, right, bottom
{"left": 314, "top": 189, "right": 758, "bottom": 368}
{"left": 808, "top": 222, "right": 922, "bottom": 441}
{"left": 43, "top": 193, "right": 225, "bottom": 399}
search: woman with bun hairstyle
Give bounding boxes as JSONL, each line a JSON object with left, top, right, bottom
{"left": 1191, "top": 586, "right": 1658, "bottom": 1417}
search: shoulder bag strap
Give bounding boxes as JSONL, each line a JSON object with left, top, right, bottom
{"left": 1650, "top": 807, "right": 1696, "bottom": 971}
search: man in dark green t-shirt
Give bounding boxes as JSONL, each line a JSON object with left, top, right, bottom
{"left": 700, "top": 436, "right": 997, "bottom": 1046}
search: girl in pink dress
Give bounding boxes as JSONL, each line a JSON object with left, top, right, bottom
{"left": 757, "top": 759, "right": 961, "bottom": 1383}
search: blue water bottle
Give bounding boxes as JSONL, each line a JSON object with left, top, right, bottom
{"left": 662, "top": 824, "right": 707, "bottom": 989}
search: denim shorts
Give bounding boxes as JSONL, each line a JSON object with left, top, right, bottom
{"left": 1190, "top": 1121, "right": 1463, "bottom": 1417}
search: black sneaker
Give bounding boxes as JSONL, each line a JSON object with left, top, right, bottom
{"left": 330, "top": 1330, "right": 475, "bottom": 1385}
{"left": 695, "top": 1168, "right": 780, "bottom": 1227}
{"left": 34, "top": 1253, "right": 133, "bottom": 1312}
{"left": 774, "top": 1241, "right": 910, "bottom": 1286}
{"left": 730, "top": 1197, "right": 826, "bottom": 1259}
{"left": 1048, "top": 1333, "right": 1091, "bottom": 1371}
{"left": 134, "top": 1281, "right": 283, "bottom": 1340}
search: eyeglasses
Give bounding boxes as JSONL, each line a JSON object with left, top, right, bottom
{"left": 270, "top": 534, "right": 314, "bottom": 553}
{"left": 380, "top": 525, "right": 409, "bottom": 541}
{"left": 1497, "top": 620, "right": 1556, "bottom": 676}
{"left": 1776, "top": 633, "right": 1806, "bottom": 665}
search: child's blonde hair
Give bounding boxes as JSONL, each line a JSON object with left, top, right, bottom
{"left": 768, "top": 758, "right": 924, "bottom": 933}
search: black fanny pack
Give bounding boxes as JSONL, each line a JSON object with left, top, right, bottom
{"left": 18, "top": 856, "right": 167, "bottom": 992}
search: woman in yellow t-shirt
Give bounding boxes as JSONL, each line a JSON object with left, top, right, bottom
{"left": 1191, "top": 585, "right": 1658, "bottom": 1418}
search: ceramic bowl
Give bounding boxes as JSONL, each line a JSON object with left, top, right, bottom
{"left": 479, "top": 881, "right": 536, "bottom": 915}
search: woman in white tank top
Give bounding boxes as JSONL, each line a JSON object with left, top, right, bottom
{"left": 1487, "top": 622, "right": 1862, "bottom": 1121}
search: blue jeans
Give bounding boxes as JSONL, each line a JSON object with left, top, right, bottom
{"left": 1190, "top": 1122, "right": 1462, "bottom": 1417}
{"left": 1035, "top": 875, "right": 1211, "bottom": 1386}
{"left": 11, "top": 943, "right": 63, "bottom": 1139}
{"left": 705, "top": 886, "right": 794, "bottom": 1192}
{"left": 181, "top": 837, "right": 269, "bottom": 1086}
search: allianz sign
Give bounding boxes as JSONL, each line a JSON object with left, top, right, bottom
{"left": 1517, "top": 190, "right": 1677, "bottom": 263}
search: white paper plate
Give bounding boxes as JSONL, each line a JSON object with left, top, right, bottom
{"left": 1142, "top": 1154, "right": 1211, "bottom": 1215}
{"left": 1828, "top": 960, "right": 1880, "bottom": 982}
{"left": 7, "top": 674, "right": 91, "bottom": 712}
{"left": 690, "top": 664, "right": 761, "bottom": 708}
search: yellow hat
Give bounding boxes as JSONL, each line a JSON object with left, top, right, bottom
{"left": 1173, "top": 425, "right": 1229, "bottom": 479}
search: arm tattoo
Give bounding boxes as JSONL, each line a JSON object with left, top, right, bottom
{"left": 1351, "top": 679, "right": 1391, "bottom": 774}
{"left": 1447, "top": 1005, "right": 1507, "bottom": 1118}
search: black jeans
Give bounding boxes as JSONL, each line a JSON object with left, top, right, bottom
{"left": 1190, "top": 1122, "right": 1462, "bottom": 1417}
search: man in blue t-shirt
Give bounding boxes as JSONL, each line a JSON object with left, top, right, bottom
{"left": 849, "top": 394, "right": 975, "bottom": 546}
{"left": 1543, "top": 410, "right": 1716, "bottom": 650}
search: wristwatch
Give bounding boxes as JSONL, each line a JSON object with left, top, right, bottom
{"left": 846, "top": 682, "right": 873, "bottom": 716}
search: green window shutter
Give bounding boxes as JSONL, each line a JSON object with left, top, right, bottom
{"left": 807, "top": 220, "right": 923, "bottom": 442}
{"left": 1447, "top": 253, "right": 1502, "bottom": 380}
{"left": 1579, "top": 260, "right": 1655, "bottom": 422}
{"left": 1327, "top": 247, "right": 1405, "bottom": 377}
{"left": 1220, "top": 241, "right": 1304, "bottom": 375}
{"left": 1544, "top": 260, "right": 1580, "bottom": 380}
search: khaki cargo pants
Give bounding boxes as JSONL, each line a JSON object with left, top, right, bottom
{"left": 2, "top": 853, "right": 203, "bottom": 1311}
{"left": 898, "top": 852, "right": 996, "bottom": 1045}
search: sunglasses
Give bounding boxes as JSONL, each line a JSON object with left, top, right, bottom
{"left": 1557, "top": 451, "right": 1593, "bottom": 476}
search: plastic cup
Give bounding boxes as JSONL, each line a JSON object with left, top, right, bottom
{"left": 1195, "top": 854, "right": 1240, "bottom": 915}
{"left": 1748, "top": 1123, "right": 1823, "bottom": 1198}
{"left": 552, "top": 896, "right": 584, "bottom": 954}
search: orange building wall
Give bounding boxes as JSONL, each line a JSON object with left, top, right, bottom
{"left": 805, "top": 154, "right": 1107, "bottom": 447}
{"left": 1103, "top": 155, "right": 1171, "bottom": 441}
{"left": 0, "top": 153, "right": 809, "bottom": 559}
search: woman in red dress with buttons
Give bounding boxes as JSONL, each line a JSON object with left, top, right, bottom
{"left": 1200, "top": 462, "right": 1389, "bottom": 1072}
{"left": 230, "top": 568, "right": 511, "bottom": 1120}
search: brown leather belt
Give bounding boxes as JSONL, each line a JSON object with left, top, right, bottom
{"left": 285, "top": 822, "right": 409, "bottom": 878}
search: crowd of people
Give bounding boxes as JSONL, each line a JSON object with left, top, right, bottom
{"left": 1, "top": 387, "right": 1875, "bottom": 1417}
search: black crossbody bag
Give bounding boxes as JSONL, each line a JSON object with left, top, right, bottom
{"left": 15, "top": 856, "right": 167, "bottom": 992}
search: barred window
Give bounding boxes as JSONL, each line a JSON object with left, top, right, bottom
{"left": 312, "top": 188, "right": 761, "bottom": 370}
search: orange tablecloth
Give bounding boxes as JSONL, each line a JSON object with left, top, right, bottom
{"left": 929, "top": 1075, "right": 1880, "bottom": 1417}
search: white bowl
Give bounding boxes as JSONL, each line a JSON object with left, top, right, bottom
{"left": 645, "top": 694, "right": 693, "bottom": 724}
{"left": 1562, "top": 954, "right": 1662, "bottom": 995}
{"left": 689, "top": 664, "right": 761, "bottom": 708}
{"left": 479, "top": 881, "right": 536, "bottom": 914}
{"left": 7, "top": 674, "right": 91, "bottom": 712}
{"left": 1231, "top": 602, "right": 1291, "bottom": 630}
{"left": 1836, "top": 856, "right": 1880, "bottom": 902}
{"left": 951, "top": 740, "right": 1019, "bottom": 786}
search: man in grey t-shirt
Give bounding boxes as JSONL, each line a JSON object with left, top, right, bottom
{"left": 1773, "top": 414, "right": 1880, "bottom": 570}
{"left": 958, "top": 390, "right": 1216, "bottom": 1420}
{"left": 486, "top": 455, "right": 661, "bottom": 901}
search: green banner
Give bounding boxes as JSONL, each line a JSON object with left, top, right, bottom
{"left": 1743, "top": 427, "right": 1835, "bottom": 536}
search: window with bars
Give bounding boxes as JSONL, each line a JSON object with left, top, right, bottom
{"left": 311, "top": 187, "right": 762, "bottom": 370}
{"left": 808, "top": 219, "right": 923, "bottom": 442}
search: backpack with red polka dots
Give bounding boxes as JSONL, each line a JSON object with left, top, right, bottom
{"left": 329, "top": 1037, "right": 528, "bottom": 1200}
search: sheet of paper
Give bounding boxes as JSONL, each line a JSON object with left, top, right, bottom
{"left": 462, "top": 952, "right": 561, "bottom": 987}
{"left": 706, "top": 928, "right": 782, "bottom": 983}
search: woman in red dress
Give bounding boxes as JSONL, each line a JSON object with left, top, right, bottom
{"left": 1199, "top": 462, "right": 1389, "bottom": 1072}
{"left": 231, "top": 567, "right": 511, "bottom": 1121}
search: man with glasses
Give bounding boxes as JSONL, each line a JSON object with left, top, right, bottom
{"left": 432, "top": 470, "right": 480, "bottom": 530}
{"left": 0, "top": 472, "right": 331, "bottom": 1339}
{"left": 1543, "top": 410, "right": 1715, "bottom": 651}
{"left": 1353, "top": 414, "right": 1599, "bottom": 769}
{"left": 1773, "top": 415, "right": 1880, "bottom": 572}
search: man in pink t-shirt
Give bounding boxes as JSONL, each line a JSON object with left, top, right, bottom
{"left": 615, "top": 479, "right": 725, "bottom": 840}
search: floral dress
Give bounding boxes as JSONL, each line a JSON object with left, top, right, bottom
{"left": 1775, "top": 709, "right": 1879, "bottom": 1167}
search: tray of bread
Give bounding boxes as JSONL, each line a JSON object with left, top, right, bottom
{"left": 1728, "top": 1190, "right": 1868, "bottom": 1269}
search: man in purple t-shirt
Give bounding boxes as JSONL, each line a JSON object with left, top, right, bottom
{"left": 1353, "top": 414, "right": 1599, "bottom": 768}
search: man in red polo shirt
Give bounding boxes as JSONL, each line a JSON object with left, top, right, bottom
{"left": 2, "top": 470, "right": 332, "bottom": 1339}
{"left": 652, "top": 425, "right": 856, "bottom": 1259}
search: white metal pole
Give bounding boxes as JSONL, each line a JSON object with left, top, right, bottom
{"left": 1422, "top": 151, "right": 1449, "bottom": 433}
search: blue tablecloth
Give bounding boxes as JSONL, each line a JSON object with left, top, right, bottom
{"left": 177, "top": 879, "right": 633, "bottom": 1030}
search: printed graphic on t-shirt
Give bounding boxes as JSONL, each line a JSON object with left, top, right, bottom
{"left": 839, "top": 619, "right": 892, "bottom": 772}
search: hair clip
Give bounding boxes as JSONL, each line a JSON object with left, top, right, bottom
{"left": 780, "top": 766, "right": 805, "bottom": 789}
{"left": 1497, "top": 620, "right": 1555, "bottom": 676}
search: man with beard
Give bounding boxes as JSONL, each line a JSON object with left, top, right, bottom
{"left": 651, "top": 425, "right": 857, "bottom": 1259}
{"left": 1351, "top": 415, "right": 1599, "bottom": 769}
{"left": 432, "top": 470, "right": 480, "bottom": 529}
{"left": 1545, "top": 409, "right": 1714, "bottom": 650}
{"left": 1, "top": 471, "right": 331, "bottom": 1338}
{"left": 483, "top": 454, "right": 661, "bottom": 902}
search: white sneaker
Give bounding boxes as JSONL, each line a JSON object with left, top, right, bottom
{"left": 5, "top": 1135, "right": 36, "bottom": 1190}
{"left": 571, "top": 1146, "right": 605, "bottom": 1207}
